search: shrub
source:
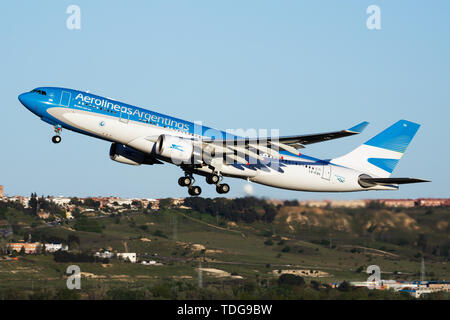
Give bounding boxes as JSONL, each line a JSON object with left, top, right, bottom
{"left": 278, "top": 274, "right": 305, "bottom": 286}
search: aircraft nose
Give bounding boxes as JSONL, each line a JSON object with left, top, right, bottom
{"left": 18, "top": 92, "right": 30, "bottom": 106}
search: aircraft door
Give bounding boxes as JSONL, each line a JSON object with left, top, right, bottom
{"left": 60, "top": 91, "right": 71, "bottom": 107}
{"left": 322, "top": 165, "right": 331, "bottom": 180}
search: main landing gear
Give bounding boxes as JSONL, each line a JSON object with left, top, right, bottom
{"left": 52, "top": 125, "right": 62, "bottom": 144}
{"left": 178, "top": 172, "right": 230, "bottom": 196}
{"left": 216, "top": 183, "right": 230, "bottom": 194}
{"left": 188, "top": 185, "right": 202, "bottom": 197}
{"left": 178, "top": 174, "right": 202, "bottom": 196}
{"left": 206, "top": 174, "right": 220, "bottom": 185}
{"left": 205, "top": 173, "right": 230, "bottom": 195}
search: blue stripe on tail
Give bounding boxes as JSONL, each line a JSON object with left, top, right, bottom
{"left": 364, "top": 120, "right": 420, "bottom": 153}
{"left": 367, "top": 158, "right": 399, "bottom": 173}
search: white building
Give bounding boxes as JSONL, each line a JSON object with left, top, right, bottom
{"left": 117, "top": 252, "right": 137, "bottom": 263}
{"left": 94, "top": 251, "right": 114, "bottom": 259}
{"left": 115, "top": 199, "right": 133, "bottom": 206}
{"left": 141, "top": 260, "right": 162, "bottom": 266}
{"left": 330, "top": 200, "right": 366, "bottom": 208}
{"left": 8, "top": 196, "right": 30, "bottom": 208}
{"left": 51, "top": 197, "right": 72, "bottom": 206}
{"left": 44, "top": 243, "right": 68, "bottom": 252}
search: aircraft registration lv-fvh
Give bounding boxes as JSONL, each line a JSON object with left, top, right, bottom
{"left": 18, "top": 87, "right": 429, "bottom": 196}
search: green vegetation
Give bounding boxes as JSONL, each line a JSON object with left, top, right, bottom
{"left": 0, "top": 276, "right": 423, "bottom": 300}
{"left": 184, "top": 197, "right": 278, "bottom": 223}
{"left": 73, "top": 217, "right": 102, "bottom": 233}
{"left": 0, "top": 197, "right": 448, "bottom": 300}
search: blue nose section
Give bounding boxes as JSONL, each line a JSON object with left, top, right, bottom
{"left": 18, "top": 92, "right": 30, "bottom": 106}
{"left": 18, "top": 92, "right": 40, "bottom": 115}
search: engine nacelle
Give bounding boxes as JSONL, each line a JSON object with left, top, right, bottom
{"left": 110, "top": 143, "right": 156, "bottom": 166}
{"left": 358, "top": 174, "right": 376, "bottom": 188}
{"left": 155, "top": 134, "right": 199, "bottom": 164}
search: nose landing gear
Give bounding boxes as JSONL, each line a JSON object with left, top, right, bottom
{"left": 52, "top": 135, "right": 61, "bottom": 144}
{"left": 52, "top": 125, "right": 62, "bottom": 144}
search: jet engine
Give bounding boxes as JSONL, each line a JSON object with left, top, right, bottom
{"left": 155, "top": 134, "right": 201, "bottom": 164}
{"left": 109, "top": 143, "right": 161, "bottom": 165}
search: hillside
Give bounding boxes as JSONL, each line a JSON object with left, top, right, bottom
{"left": 0, "top": 197, "right": 448, "bottom": 299}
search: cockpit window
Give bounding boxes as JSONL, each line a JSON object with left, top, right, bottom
{"left": 31, "top": 89, "right": 47, "bottom": 95}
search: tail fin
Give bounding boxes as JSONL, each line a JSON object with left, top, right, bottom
{"left": 331, "top": 120, "right": 420, "bottom": 177}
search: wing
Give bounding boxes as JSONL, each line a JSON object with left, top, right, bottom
{"left": 204, "top": 121, "right": 368, "bottom": 146}
{"left": 202, "top": 121, "right": 370, "bottom": 159}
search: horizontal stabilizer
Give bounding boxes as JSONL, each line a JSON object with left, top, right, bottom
{"left": 359, "top": 177, "right": 430, "bottom": 187}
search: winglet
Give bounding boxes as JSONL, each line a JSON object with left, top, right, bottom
{"left": 347, "top": 121, "right": 369, "bottom": 134}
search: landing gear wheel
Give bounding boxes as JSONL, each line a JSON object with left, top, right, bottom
{"left": 206, "top": 174, "right": 220, "bottom": 184}
{"left": 178, "top": 176, "right": 192, "bottom": 187}
{"left": 52, "top": 135, "right": 61, "bottom": 144}
{"left": 188, "top": 186, "right": 202, "bottom": 196}
{"left": 216, "top": 183, "right": 230, "bottom": 194}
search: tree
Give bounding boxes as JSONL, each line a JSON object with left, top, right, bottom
{"left": 158, "top": 198, "right": 173, "bottom": 210}
{"left": 366, "top": 200, "right": 384, "bottom": 209}
{"left": 67, "top": 234, "right": 80, "bottom": 248}
{"left": 338, "top": 281, "right": 352, "bottom": 292}
{"left": 29, "top": 193, "right": 38, "bottom": 215}
{"left": 278, "top": 274, "right": 305, "bottom": 286}
{"left": 69, "top": 197, "right": 82, "bottom": 206}
{"left": 417, "top": 234, "right": 428, "bottom": 252}
{"left": 71, "top": 207, "right": 81, "bottom": 219}
{"left": 283, "top": 200, "right": 298, "bottom": 206}
{"left": 356, "top": 266, "right": 364, "bottom": 273}
{"left": 311, "top": 280, "right": 320, "bottom": 290}
{"left": 83, "top": 198, "right": 100, "bottom": 210}
{"left": 262, "top": 204, "right": 277, "bottom": 223}
{"left": 131, "top": 200, "right": 142, "bottom": 208}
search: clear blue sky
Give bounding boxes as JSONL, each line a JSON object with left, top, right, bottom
{"left": 1, "top": 1, "right": 449, "bottom": 200}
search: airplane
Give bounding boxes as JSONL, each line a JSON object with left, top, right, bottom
{"left": 18, "top": 87, "right": 429, "bottom": 196}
